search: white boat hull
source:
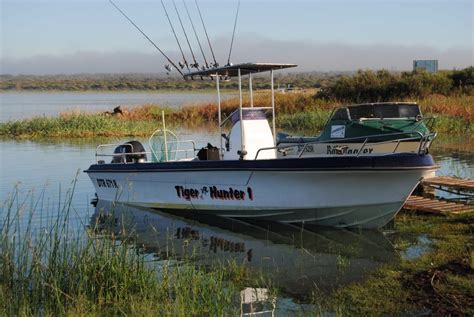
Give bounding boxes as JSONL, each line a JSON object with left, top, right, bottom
{"left": 87, "top": 166, "right": 435, "bottom": 229}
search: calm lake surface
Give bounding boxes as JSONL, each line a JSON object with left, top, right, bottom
{"left": 1, "top": 92, "right": 472, "bottom": 312}
{"left": 0, "top": 91, "right": 230, "bottom": 122}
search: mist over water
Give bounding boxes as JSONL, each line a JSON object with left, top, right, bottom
{"left": 2, "top": 36, "right": 472, "bottom": 75}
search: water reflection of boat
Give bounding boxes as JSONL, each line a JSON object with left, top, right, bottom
{"left": 85, "top": 63, "right": 437, "bottom": 229}
{"left": 92, "top": 200, "right": 398, "bottom": 295}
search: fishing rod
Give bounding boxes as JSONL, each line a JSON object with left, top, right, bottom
{"left": 183, "top": 0, "right": 209, "bottom": 69}
{"left": 109, "top": 0, "right": 184, "bottom": 77}
{"left": 160, "top": 0, "right": 190, "bottom": 72}
{"left": 195, "top": 0, "right": 218, "bottom": 68}
{"left": 171, "top": 0, "right": 199, "bottom": 69}
{"left": 227, "top": 0, "right": 240, "bottom": 66}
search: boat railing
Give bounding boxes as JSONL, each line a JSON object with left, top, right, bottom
{"left": 422, "top": 116, "right": 437, "bottom": 131}
{"left": 95, "top": 140, "right": 197, "bottom": 164}
{"left": 254, "top": 131, "right": 436, "bottom": 160}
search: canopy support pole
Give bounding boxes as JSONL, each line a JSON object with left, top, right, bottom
{"left": 162, "top": 110, "right": 169, "bottom": 162}
{"left": 216, "top": 73, "right": 223, "bottom": 159}
{"left": 271, "top": 69, "right": 276, "bottom": 145}
{"left": 249, "top": 73, "right": 253, "bottom": 108}
{"left": 238, "top": 68, "right": 245, "bottom": 157}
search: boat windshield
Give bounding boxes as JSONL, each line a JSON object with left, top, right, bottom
{"left": 346, "top": 103, "right": 421, "bottom": 120}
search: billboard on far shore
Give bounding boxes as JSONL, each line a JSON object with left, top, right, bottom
{"left": 413, "top": 60, "right": 438, "bottom": 73}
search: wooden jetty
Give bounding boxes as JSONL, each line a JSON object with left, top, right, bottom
{"left": 403, "top": 176, "right": 473, "bottom": 215}
{"left": 404, "top": 195, "right": 473, "bottom": 215}
{"left": 422, "top": 176, "right": 474, "bottom": 192}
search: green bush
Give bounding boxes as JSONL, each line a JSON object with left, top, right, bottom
{"left": 318, "top": 67, "right": 473, "bottom": 103}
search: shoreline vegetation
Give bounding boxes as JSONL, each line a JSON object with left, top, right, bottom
{"left": 0, "top": 67, "right": 472, "bottom": 93}
{"left": 0, "top": 92, "right": 472, "bottom": 139}
{"left": 1, "top": 72, "right": 334, "bottom": 92}
{"left": 1, "top": 68, "right": 472, "bottom": 139}
{"left": 0, "top": 186, "right": 267, "bottom": 316}
{"left": 321, "top": 211, "right": 474, "bottom": 316}
{"left": 1, "top": 185, "right": 472, "bottom": 315}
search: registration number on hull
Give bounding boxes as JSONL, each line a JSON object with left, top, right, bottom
{"left": 96, "top": 178, "right": 118, "bottom": 188}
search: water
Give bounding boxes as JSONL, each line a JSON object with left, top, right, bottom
{"left": 0, "top": 91, "right": 229, "bottom": 122}
{"left": 93, "top": 199, "right": 399, "bottom": 296}
{"left": 0, "top": 93, "right": 473, "bottom": 312}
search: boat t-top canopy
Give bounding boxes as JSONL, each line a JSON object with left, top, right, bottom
{"left": 183, "top": 62, "right": 297, "bottom": 78}
{"left": 188, "top": 62, "right": 297, "bottom": 159}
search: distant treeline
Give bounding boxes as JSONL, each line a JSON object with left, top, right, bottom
{"left": 0, "top": 72, "right": 344, "bottom": 91}
{"left": 2, "top": 68, "right": 472, "bottom": 101}
{"left": 317, "top": 67, "right": 474, "bottom": 103}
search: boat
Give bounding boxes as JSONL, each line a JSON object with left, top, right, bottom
{"left": 85, "top": 63, "right": 437, "bottom": 229}
{"left": 277, "top": 102, "right": 437, "bottom": 157}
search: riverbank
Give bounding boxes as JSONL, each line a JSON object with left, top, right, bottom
{"left": 317, "top": 211, "right": 474, "bottom": 316}
{"left": 0, "top": 93, "right": 472, "bottom": 139}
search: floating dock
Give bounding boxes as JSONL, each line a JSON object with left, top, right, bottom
{"left": 403, "top": 176, "right": 473, "bottom": 215}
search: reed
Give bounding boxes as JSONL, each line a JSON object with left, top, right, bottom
{"left": 416, "top": 94, "right": 474, "bottom": 122}
{"left": 0, "top": 113, "right": 161, "bottom": 138}
{"left": 0, "top": 92, "right": 472, "bottom": 138}
{"left": 0, "top": 185, "right": 269, "bottom": 316}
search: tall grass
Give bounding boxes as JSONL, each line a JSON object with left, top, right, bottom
{"left": 0, "top": 185, "right": 267, "bottom": 315}
{"left": 0, "top": 92, "right": 472, "bottom": 138}
{"left": 277, "top": 108, "right": 332, "bottom": 132}
{"left": 0, "top": 113, "right": 162, "bottom": 138}
{"left": 417, "top": 94, "right": 474, "bottom": 122}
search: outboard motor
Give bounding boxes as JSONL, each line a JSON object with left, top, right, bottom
{"left": 111, "top": 140, "right": 147, "bottom": 163}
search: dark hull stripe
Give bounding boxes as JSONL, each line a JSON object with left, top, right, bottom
{"left": 86, "top": 167, "right": 437, "bottom": 173}
{"left": 85, "top": 153, "right": 436, "bottom": 173}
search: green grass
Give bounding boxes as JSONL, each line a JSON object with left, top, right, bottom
{"left": 276, "top": 108, "right": 331, "bottom": 132}
{"left": 0, "top": 184, "right": 271, "bottom": 316}
{"left": 428, "top": 113, "right": 474, "bottom": 135}
{"left": 0, "top": 113, "right": 164, "bottom": 139}
{"left": 315, "top": 212, "right": 474, "bottom": 316}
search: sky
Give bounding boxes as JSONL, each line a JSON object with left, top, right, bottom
{"left": 1, "top": 0, "right": 473, "bottom": 74}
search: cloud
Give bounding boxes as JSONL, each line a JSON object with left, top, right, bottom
{"left": 2, "top": 35, "right": 472, "bottom": 75}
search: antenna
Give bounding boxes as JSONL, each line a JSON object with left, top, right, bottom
{"left": 183, "top": 0, "right": 209, "bottom": 69}
{"left": 109, "top": 0, "right": 183, "bottom": 77}
{"left": 172, "top": 0, "right": 199, "bottom": 69}
{"left": 160, "top": 0, "right": 190, "bottom": 71}
{"left": 227, "top": 0, "right": 240, "bottom": 66}
{"left": 195, "top": 0, "right": 218, "bottom": 68}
